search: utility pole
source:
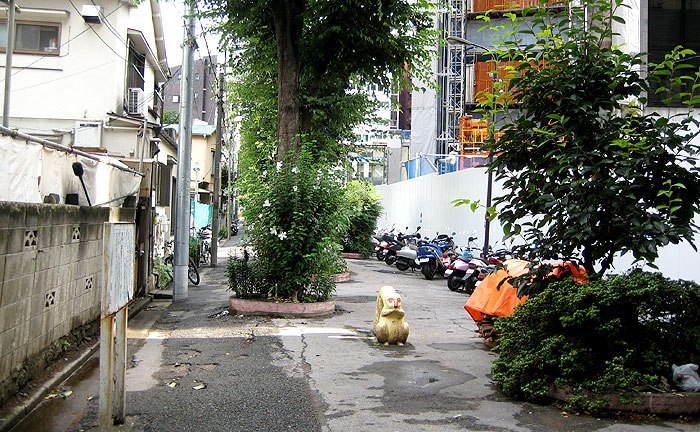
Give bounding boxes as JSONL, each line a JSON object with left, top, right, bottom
{"left": 3, "top": 0, "right": 17, "bottom": 127}
{"left": 211, "top": 71, "right": 224, "bottom": 266}
{"left": 227, "top": 140, "right": 233, "bottom": 240}
{"left": 173, "top": 2, "right": 196, "bottom": 301}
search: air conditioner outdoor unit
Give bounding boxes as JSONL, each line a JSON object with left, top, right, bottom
{"left": 127, "top": 87, "right": 145, "bottom": 116}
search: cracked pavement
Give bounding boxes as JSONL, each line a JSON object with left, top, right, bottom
{"left": 10, "top": 239, "right": 700, "bottom": 432}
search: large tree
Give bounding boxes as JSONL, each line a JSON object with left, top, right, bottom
{"left": 200, "top": 0, "right": 435, "bottom": 159}
{"left": 481, "top": 0, "right": 700, "bottom": 276}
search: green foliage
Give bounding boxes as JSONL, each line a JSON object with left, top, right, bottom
{"left": 479, "top": 0, "right": 700, "bottom": 275}
{"left": 200, "top": 0, "right": 437, "bottom": 152}
{"left": 162, "top": 110, "right": 179, "bottom": 126}
{"left": 492, "top": 270, "right": 700, "bottom": 411}
{"left": 154, "top": 256, "right": 172, "bottom": 290}
{"left": 227, "top": 250, "right": 269, "bottom": 299}
{"left": 237, "top": 141, "right": 345, "bottom": 301}
{"left": 189, "top": 235, "right": 200, "bottom": 266}
{"left": 340, "top": 181, "right": 383, "bottom": 256}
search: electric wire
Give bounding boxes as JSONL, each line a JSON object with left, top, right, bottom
{"left": 90, "top": 0, "right": 129, "bottom": 48}
{"left": 0, "top": 1, "right": 127, "bottom": 85}
{"left": 66, "top": 0, "right": 129, "bottom": 64}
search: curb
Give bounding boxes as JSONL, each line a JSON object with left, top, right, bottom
{"left": 550, "top": 386, "right": 700, "bottom": 415}
{"left": 229, "top": 296, "right": 335, "bottom": 318}
{"left": 341, "top": 252, "right": 368, "bottom": 260}
{"left": 0, "top": 295, "right": 153, "bottom": 432}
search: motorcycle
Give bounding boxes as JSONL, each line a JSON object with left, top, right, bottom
{"left": 373, "top": 227, "right": 396, "bottom": 261}
{"left": 394, "top": 227, "right": 422, "bottom": 272}
{"left": 445, "top": 238, "right": 516, "bottom": 294}
{"left": 382, "top": 230, "right": 407, "bottom": 266}
{"left": 416, "top": 233, "right": 456, "bottom": 280}
{"left": 446, "top": 253, "right": 492, "bottom": 294}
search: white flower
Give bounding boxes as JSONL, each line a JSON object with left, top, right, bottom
{"left": 278, "top": 231, "right": 287, "bottom": 240}
{"left": 276, "top": 161, "right": 283, "bottom": 172}
{"left": 262, "top": 199, "right": 271, "bottom": 207}
{"left": 291, "top": 167, "right": 297, "bottom": 173}
{"left": 270, "top": 226, "right": 278, "bottom": 235}
{"left": 293, "top": 186, "right": 298, "bottom": 192}
{"left": 258, "top": 214, "right": 263, "bottom": 219}
{"left": 262, "top": 170, "right": 267, "bottom": 177}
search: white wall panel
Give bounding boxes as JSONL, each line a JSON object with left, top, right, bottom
{"left": 378, "top": 168, "right": 700, "bottom": 284}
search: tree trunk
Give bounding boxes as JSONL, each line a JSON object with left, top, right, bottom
{"left": 271, "top": 0, "right": 304, "bottom": 160}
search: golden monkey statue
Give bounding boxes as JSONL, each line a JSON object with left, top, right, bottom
{"left": 373, "top": 286, "right": 409, "bottom": 345}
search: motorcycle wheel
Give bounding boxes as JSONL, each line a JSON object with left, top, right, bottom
{"left": 188, "top": 259, "right": 200, "bottom": 285}
{"left": 464, "top": 277, "right": 477, "bottom": 295}
{"left": 447, "top": 273, "right": 462, "bottom": 291}
{"left": 395, "top": 259, "right": 410, "bottom": 271}
{"left": 385, "top": 253, "right": 397, "bottom": 266}
{"left": 421, "top": 260, "right": 436, "bottom": 280}
{"left": 376, "top": 250, "right": 385, "bottom": 261}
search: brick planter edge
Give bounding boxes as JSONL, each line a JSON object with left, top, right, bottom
{"left": 550, "top": 386, "right": 700, "bottom": 415}
{"left": 229, "top": 296, "right": 335, "bottom": 318}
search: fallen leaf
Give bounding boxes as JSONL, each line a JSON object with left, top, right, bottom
{"left": 44, "top": 393, "right": 59, "bottom": 400}
{"left": 193, "top": 384, "right": 207, "bottom": 390}
{"left": 167, "top": 382, "right": 178, "bottom": 388}
{"left": 63, "top": 391, "right": 73, "bottom": 398}
{"left": 87, "top": 396, "right": 94, "bottom": 401}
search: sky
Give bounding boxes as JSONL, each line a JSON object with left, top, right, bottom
{"left": 160, "top": 0, "right": 220, "bottom": 68}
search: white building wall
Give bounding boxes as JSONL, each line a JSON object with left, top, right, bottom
{"left": 0, "top": 0, "right": 162, "bottom": 126}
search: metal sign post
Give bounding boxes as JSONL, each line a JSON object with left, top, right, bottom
{"left": 100, "top": 222, "right": 135, "bottom": 430}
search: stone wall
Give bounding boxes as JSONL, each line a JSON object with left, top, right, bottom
{"left": 0, "top": 202, "right": 134, "bottom": 385}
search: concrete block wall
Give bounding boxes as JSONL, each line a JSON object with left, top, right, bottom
{"left": 0, "top": 203, "right": 111, "bottom": 383}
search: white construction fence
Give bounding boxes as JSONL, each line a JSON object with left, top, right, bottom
{"left": 377, "top": 168, "right": 700, "bottom": 284}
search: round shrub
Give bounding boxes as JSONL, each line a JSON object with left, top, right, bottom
{"left": 491, "top": 270, "right": 700, "bottom": 410}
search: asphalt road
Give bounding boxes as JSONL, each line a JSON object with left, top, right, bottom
{"left": 9, "top": 239, "right": 700, "bottom": 432}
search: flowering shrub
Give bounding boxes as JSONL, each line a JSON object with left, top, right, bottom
{"left": 235, "top": 142, "right": 345, "bottom": 301}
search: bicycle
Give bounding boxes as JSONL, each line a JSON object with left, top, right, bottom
{"left": 162, "top": 240, "right": 200, "bottom": 286}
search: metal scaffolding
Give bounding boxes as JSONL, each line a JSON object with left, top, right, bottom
{"left": 437, "top": 0, "right": 470, "bottom": 155}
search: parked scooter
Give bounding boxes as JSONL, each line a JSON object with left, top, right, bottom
{"left": 382, "top": 229, "right": 407, "bottom": 266}
{"left": 373, "top": 227, "right": 396, "bottom": 261}
{"left": 416, "top": 233, "right": 456, "bottom": 280}
{"left": 394, "top": 227, "right": 422, "bottom": 272}
{"left": 445, "top": 238, "right": 516, "bottom": 294}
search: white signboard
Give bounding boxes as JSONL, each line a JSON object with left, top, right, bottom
{"left": 102, "top": 223, "right": 135, "bottom": 315}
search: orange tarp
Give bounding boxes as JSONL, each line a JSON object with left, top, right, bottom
{"left": 464, "top": 259, "right": 530, "bottom": 322}
{"left": 464, "top": 259, "right": 587, "bottom": 322}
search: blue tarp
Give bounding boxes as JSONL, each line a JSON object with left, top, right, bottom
{"left": 191, "top": 201, "right": 212, "bottom": 231}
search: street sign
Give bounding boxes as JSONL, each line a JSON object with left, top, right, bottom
{"left": 102, "top": 222, "right": 134, "bottom": 315}
{"left": 100, "top": 222, "right": 134, "bottom": 429}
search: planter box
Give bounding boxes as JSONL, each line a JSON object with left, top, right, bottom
{"left": 229, "top": 296, "right": 335, "bottom": 318}
{"left": 335, "top": 271, "right": 350, "bottom": 283}
{"left": 341, "top": 252, "right": 367, "bottom": 260}
{"left": 550, "top": 386, "right": 700, "bottom": 415}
